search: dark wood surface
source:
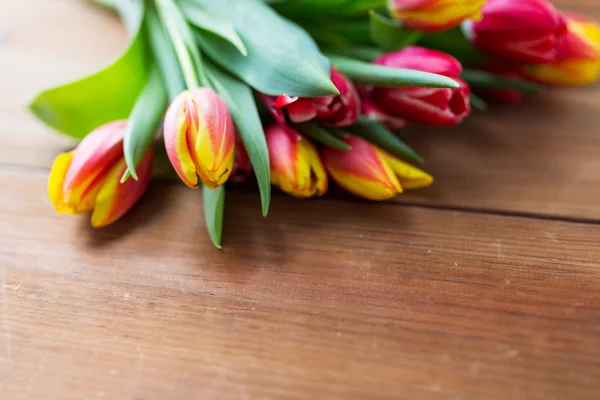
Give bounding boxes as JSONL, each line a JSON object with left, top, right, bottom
{"left": 1, "top": 1, "right": 599, "bottom": 399}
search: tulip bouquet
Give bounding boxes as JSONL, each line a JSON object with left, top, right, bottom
{"left": 31, "top": 0, "right": 600, "bottom": 248}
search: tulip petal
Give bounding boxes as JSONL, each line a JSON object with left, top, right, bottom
{"left": 383, "top": 152, "right": 434, "bottom": 189}
{"left": 48, "top": 151, "right": 77, "bottom": 214}
{"left": 91, "top": 150, "right": 153, "bottom": 228}
{"left": 391, "top": 0, "right": 486, "bottom": 32}
{"left": 164, "top": 91, "right": 200, "bottom": 188}
{"left": 322, "top": 136, "right": 402, "bottom": 201}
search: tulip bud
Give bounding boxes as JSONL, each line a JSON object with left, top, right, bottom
{"left": 371, "top": 47, "right": 471, "bottom": 126}
{"left": 261, "top": 67, "right": 361, "bottom": 133}
{"left": 48, "top": 120, "right": 154, "bottom": 228}
{"left": 164, "top": 88, "right": 235, "bottom": 189}
{"left": 523, "top": 13, "right": 600, "bottom": 86}
{"left": 266, "top": 124, "right": 328, "bottom": 198}
{"left": 462, "top": 0, "right": 567, "bottom": 64}
{"left": 321, "top": 136, "right": 433, "bottom": 201}
{"left": 389, "top": 0, "right": 486, "bottom": 32}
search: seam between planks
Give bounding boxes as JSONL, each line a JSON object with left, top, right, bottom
{"left": 1, "top": 163, "right": 599, "bottom": 227}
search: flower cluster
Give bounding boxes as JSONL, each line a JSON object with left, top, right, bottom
{"left": 33, "top": 0, "right": 600, "bottom": 247}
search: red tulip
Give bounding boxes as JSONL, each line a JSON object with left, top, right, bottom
{"left": 230, "top": 139, "right": 253, "bottom": 184}
{"left": 261, "top": 67, "right": 361, "bottom": 137}
{"left": 371, "top": 47, "right": 471, "bottom": 126}
{"left": 359, "top": 87, "right": 408, "bottom": 130}
{"left": 524, "top": 13, "right": 600, "bottom": 86}
{"left": 463, "top": 0, "right": 567, "bottom": 64}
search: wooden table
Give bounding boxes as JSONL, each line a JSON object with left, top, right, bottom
{"left": 1, "top": 1, "right": 599, "bottom": 399}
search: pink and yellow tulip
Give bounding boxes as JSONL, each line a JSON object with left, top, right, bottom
{"left": 389, "top": 0, "right": 487, "bottom": 32}
{"left": 463, "top": 0, "right": 567, "bottom": 64}
{"left": 164, "top": 88, "right": 235, "bottom": 189}
{"left": 48, "top": 120, "right": 154, "bottom": 228}
{"left": 524, "top": 13, "right": 600, "bottom": 86}
{"left": 265, "top": 124, "right": 328, "bottom": 198}
{"left": 321, "top": 136, "right": 433, "bottom": 201}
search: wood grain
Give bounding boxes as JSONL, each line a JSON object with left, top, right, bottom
{"left": 1, "top": 171, "right": 599, "bottom": 400}
{"left": 2, "top": 1, "right": 600, "bottom": 399}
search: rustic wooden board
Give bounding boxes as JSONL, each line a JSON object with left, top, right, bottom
{"left": 1, "top": 171, "right": 599, "bottom": 400}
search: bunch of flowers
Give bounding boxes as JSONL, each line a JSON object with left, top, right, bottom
{"left": 32, "top": 0, "right": 600, "bottom": 248}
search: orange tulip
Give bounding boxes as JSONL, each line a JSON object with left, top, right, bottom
{"left": 164, "top": 88, "right": 235, "bottom": 189}
{"left": 321, "top": 136, "right": 433, "bottom": 201}
{"left": 48, "top": 120, "right": 153, "bottom": 227}
{"left": 266, "top": 125, "right": 328, "bottom": 198}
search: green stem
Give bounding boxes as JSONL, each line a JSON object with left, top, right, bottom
{"left": 155, "top": 0, "right": 199, "bottom": 89}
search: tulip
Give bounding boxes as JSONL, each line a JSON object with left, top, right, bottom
{"left": 321, "top": 136, "right": 433, "bottom": 201}
{"left": 261, "top": 67, "right": 361, "bottom": 136}
{"left": 523, "top": 13, "right": 600, "bottom": 86}
{"left": 462, "top": 0, "right": 567, "bottom": 64}
{"left": 48, "top": 120, "right": 154, "bottom": 228}
{"left": 265, "top": 124, "right": 328, "bottom": 198}
{"left": 164, "top": 88, "right": 235, "bottom": 189}
{"left": 371, "top": 47, "right": 471, "bottom": 126}
{"left": 389, "top": 0, "right": 487, "bottom": 32}
{"left": 359, "top": 87, "right": 408, "bottom": 130}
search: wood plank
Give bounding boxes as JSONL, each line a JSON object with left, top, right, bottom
{"left": 0, "top": 0, "right": 127, "bottom": 168}
{"left": 1, "top": 171, "right": 599, "bottom": 400}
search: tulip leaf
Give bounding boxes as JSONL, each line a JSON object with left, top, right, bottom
{"left": 181, "top": 4, "right": 248, "bottom": 56}
{"left": 203, "top": 185, "right": 226, "bottom": 249}
{"left": 417, "top": 28, "right": 486, "bottom": 67}
{"left": 351, "top": 117, "right": 423, "bottom": 164}
{"left": 181, "top": 0, "right": 338, "bottom": 97}
{"left": 204, "top": 61, "right": 271, "bottom": 217}
{"left": 369, "top": 10, "right": 423, "bottom": 52}
{"left": 297, "top": 123, "right": 352, "bottom": 151}
{"left": 122, "top": 68, "right": 167, "bottom": 182}
{"left": 268, "top": 0, "right": 387, "bottom": 18}
{"left": 461, "top": 69, "right": 542, "bottom": 93}
{"left": 146, "top": 6, "right": 186, "bottom": 100}
{"left": 328, "top": 54, "right": 460, "bottom": 88}
{"left": 324, "top": 46, "right": 383, "bottom": 62}
{"left": 470, "top": 93, "right": 488, "bottom": 112}
{"left": 29, "top": 0, "right": 150, "bottom": 138}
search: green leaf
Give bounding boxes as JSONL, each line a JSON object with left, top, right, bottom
{"left": 203, "top": 185, "right": 226, "bottom": 249}
{"left": 297, "top": 123, "right": 352, "bottom": 151}
{"left": 328, "top": 54, "right": 460, "bottom": 88}
{"left": 204, "top": 61, "right": 271, "bottom": 217}
{"left": 182, "top": 4, "right": 248, "bottom": 56}
{"left": 351, "top": 117, "right": 423, "bottom": 164}
{"left": 29, "top": 0, "right": 149, "bottom": 138}
{"left": 181, "top": 0, "right": 338, "bottom": 97}
{"left": 122, "top": 67, "right": 167, "bottom": 181}
{"left": 369, "top": 10, "right": 422, "bottom": 52}
{"left": 146, "top": 6, "right": 186, "bottom": 100}
{"left": 461, "top": 69, "right": 542, "bottom": 93}
{"left": 417, "top": 27, "right": 486, "bottom": 67}
{"left": 323, "top": 45, "right": 383, "bottom": 62}
{"left": 469, "top": 93, "right": 488, "bottom": 112}
{"left": 268, "top": 0, "right": 386, "bottom": 18}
